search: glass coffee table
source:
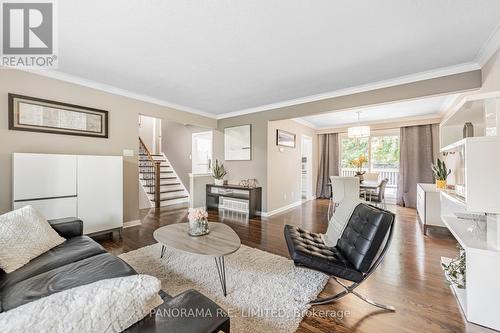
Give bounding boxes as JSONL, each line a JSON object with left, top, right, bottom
{"left": 153, "top": 222, "right": 241, "bottom": 296}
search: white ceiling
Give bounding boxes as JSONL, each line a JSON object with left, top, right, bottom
{"left": 298, "top": 95, "right": 456, "bottom": 129}
{"left": 52, "top": 1, "right": 500, "bottom": 117}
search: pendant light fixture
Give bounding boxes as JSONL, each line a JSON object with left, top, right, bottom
{"left": 348, "top": 111, "right": 370, "bottom": 138}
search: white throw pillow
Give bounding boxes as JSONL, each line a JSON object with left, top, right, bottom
{"left": 0, "top": 275, "right": 163, "bottom": 333}
{"left": 0, "top": 205, "right": 65, "bottom": 273}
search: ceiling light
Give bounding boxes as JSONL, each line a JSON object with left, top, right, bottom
{"left": 348, "top": 112, "right": 370, "bottom": 138}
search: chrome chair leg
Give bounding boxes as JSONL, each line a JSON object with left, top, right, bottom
{"left": 351, "top": 290, "right": 396, "bottom": 311}
{"left": 310, "top": 276, "right": 395, "bottom": 311}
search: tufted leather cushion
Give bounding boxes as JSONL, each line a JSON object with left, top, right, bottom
{"left": 284, "top": 225, "right": 364, "bottom": 282}
{"left": 337, "top": 204, "right": 394, "bottom": 273}
{"left": 284, "top": 203, "right": 394, "bottom": 282}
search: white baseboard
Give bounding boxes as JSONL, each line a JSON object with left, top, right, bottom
{"left": 303, "top": 195, "right": 316, "bottom": 202}
{"left": 123, "top": 219, "right": 141, "bottom": 228}
{"left": 261, "top": 201, "right": 303, "bottom": 218}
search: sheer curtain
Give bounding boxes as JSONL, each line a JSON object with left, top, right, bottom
{"left": 316, "top": 133, "right": 339, "bottom": 198}
{"left": 397, "top": 124, "right": 439, "bottom": 207}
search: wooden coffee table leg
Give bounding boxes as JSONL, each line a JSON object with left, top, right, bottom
{"left": 160, "top": 245, "right": 166, "bottom": 258}
{"left": 214, "top": 256, "right": 227, "bottom": 297}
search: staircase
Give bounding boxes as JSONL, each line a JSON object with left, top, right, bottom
{"left": 139, "top": 139, "right": 189, "bottom": 207}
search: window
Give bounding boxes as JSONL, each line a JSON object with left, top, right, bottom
{"left": 339, "top": 129, "right": 400, "bottom": 199}
{"left": 341, "top": 137, "right": 369, "bottom": 169}
{"left": 370, "top": 135, "right": 399, "bottom": 170}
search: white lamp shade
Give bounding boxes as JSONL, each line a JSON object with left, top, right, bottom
{"left": 347, "top": 126, "right": 370, "bottom": 138}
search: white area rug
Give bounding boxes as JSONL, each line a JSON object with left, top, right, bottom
{"left": 119, "top": 243, "right": 329, "bottom": 333}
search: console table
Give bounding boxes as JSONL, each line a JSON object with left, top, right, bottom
{"left": 206, "top": 184, "right": 262, "bottom": 218}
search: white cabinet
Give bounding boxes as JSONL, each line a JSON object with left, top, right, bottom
{"left": 416, "top": 183, "right": 443, "bottom": 234}
{"left": 77, "top": 156, "right": 123, "bottom": 234}
{"left": 12, "top": 153, "right": 123, "bottom": 234}
{"left": 13, "top": 153, "right": 77, "bottom": 202}
{"left": 13, "top": 197, "right": 77, "bottom": 220}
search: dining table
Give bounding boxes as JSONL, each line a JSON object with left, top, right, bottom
{"left": 360, "top": 180, "right": 381, "bottom": 202}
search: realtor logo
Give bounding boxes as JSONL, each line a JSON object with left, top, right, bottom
{"left": 1, "top": 0, "right": 58, "bottom": 68}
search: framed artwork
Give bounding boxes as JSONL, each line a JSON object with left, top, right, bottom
{"left": 276, "top": 129, "right": 296, "bottom": 148}
{"left": 8, "top": 93, "right": 109, "bottom": 138}
{"left": 224, "top": 124, "right": 251, "bottom": 160}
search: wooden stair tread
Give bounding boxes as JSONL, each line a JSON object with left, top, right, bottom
{"left": 152, "top": 195, "right": 188, "bottom": 201}
{"left": 141, "top": 176, "right": 177, "bottom": 180}
{"left": 147, "top": 189, "right": 185, "bottom": 194}
{"left": 143, "top": 182, "right": 181, "bottom": 187}
{"left": 139, "top": 153, "right": 164, "bottom": 156}
{"left": 140, "top": 171, "right": 173, "bottom": 174}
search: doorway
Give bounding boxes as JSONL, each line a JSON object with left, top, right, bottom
{"left": 301, "top": 135, "right": 313, "bottom": 201}
{"left": 192, "top": 131, "right": 213, "bottom": 174}
{"left": 138, "top": 115, "right": 162, "bottom": 154}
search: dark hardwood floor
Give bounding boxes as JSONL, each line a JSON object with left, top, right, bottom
{"left": 98, "top": 200, "right": 494, "bottom": 333}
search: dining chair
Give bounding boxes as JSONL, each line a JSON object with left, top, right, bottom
{"left": 370, "top": 178, "right": 389, "bottom": 209}
{"left": 363, "top": 172, "right": 380, "bottom": 182}
{"left": 360, "top": 172, "right": 380, "bottom": 200}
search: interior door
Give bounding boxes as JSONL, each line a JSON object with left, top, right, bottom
{"left": 192, "top": 131, "right": 213, "bottom": 174}
{"left": 301, "top": 135, "right": 313, "bottom": 200}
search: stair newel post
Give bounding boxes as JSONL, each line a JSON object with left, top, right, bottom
{"left": 154, "top": 160, "right": 161, "bottom": 208}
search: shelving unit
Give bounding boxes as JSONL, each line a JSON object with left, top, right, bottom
{"left": 439, "top": 93, "right": 500, "bottom": 331}
{"left": 441, "top": 215, "right": 489, "bottom": 251}
{"left": 206, "top": 184, "right": 262, "bottom": 218}
{"left": 439, "top": 195, "right": 500, "bottom": 330}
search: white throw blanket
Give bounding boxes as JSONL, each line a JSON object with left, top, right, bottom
{"left": 322, "top": 176, "right": 361, "bottom": 247}
{"left": 0, "top": 275, "right": 163, "bottom": 333}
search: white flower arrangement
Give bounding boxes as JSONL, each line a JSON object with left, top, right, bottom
{"left": 188, "top": 208, "right": 208, "bottom": 221}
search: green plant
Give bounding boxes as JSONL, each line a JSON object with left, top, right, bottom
{"left": 431, "top": 158, "right": 451, "bottom": 181}
{"left": 212, "top": 159, "right": 227, "bottom": 180}
{"left": 441, "top": 245, "right": 466, "bottom": 289}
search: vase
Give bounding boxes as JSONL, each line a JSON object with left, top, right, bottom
{"left": 188, "top": 218, "right": 209, "bottom": 236}
{"left": 436, "top": 180, "right": 446, "bottom": 189}
{"left": 214, "top": 179, "right": 224, "bottom": 186}
{"left": 355, "top": 172, "right": 365, "bottom": 182}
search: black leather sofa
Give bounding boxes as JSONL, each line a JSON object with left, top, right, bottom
{"left": 0, "top": 217, "right": 230, "bottom": 333}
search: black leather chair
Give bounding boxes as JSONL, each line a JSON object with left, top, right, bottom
{"left": 284, "top": 203, "right": 395, "bottom": 311}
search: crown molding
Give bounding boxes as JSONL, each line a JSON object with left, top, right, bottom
{"left": 440, "top": 90, "right": 500, "bottom": 125}
{"left": 316, "top": 114, "right": 442, "bottom": 134}
{"left": 215, "top": 62, "right": 481, "bottom": 120}
{"left": 291, "top": 118, "right": 318, "bottom": 130}
{"left": 475, "top": 22, "right": 500, "bottom": 67}
{"left": 20, "top": 69, "right": 217, "bottom": 119}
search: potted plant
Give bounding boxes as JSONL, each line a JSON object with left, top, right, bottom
{"left": 350, "top": 155, "right": 367, "bottom": 182}
{"left": 212, "top": 159, "right": 227, "bottom": 186}
{"left": 441, "top": 245, "right": 466, "bottom": 289}
{"left": 431, "top": 158, "right": 451, "bottom": 189}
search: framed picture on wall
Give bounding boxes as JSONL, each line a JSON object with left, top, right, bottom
{"left": 224, "top": 124, "right": 252, "bottom": 160}
{"left": 276, "top": 129, "right": 296, "bottom": 148}
{"left": 8, "top": 94, "right": 109, "bottom": 138}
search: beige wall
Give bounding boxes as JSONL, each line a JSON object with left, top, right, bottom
{"left": 267, "top": 120, "right": 318, "bottom": 212}
{"left": 0, "top": 69, "right": 216, "bottom": 220}
{"left": 161, "top": 121, "right": 208, "bottom": 189}
{"left": 214, "top": 115, "right": 269, "bottom": 210}
{"left": 445, "top": 49, "right": 500, "bottom": 115}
